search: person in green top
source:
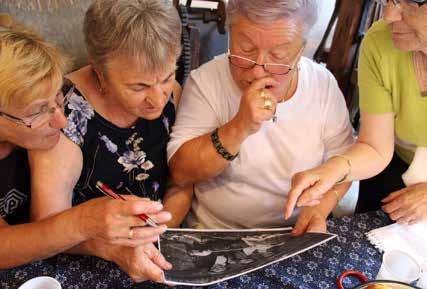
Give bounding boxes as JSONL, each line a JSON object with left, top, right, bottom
{"left": 282, "top": 0, "right": 427, "bottom": 225}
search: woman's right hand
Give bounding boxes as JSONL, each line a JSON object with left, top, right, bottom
{"left": 232, "top": 78, "right": 279, "bottom": 136}
{"left": 76, "top": 196, "right": 171, "bottom": 247}
{"left": 285, "top": 158, "right": 348, "bottom": 219}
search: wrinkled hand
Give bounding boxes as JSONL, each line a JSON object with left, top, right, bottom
{"left": 77, "top": 196, "right": 171, "bottom": 246}
{"left": 291, "top": 206, "right": 328, "bottom": 236}
{"left": 285, "top": 162, "right": 344, "bottom": 220}
{"left": 112, "top": 243, "right": 172, "bottom": 283}
{"left": 382, "top": 182, "right": 427, "bottom": 225}
{"left": 233, "top": 78, "right": 279, "bottom": 136}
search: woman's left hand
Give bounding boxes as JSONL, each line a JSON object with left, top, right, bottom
{"left": 291, "top": 206, "right": 327, "bottom": 236}
{"left": 382, "top": 182, "right": 427, "bottom": 225}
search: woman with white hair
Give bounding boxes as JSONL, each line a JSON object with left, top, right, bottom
{"left": 285, "top": 0, "right": 427, "bottom": 225}
{"left": 168, "top": 0, "right": 354, "bottom": 234}
{"left": 30, "top": 0, "right": 193, "bottom": 283}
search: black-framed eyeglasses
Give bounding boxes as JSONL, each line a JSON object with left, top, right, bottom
{"left": 378, "top": 0, "right": 427, "bottom": 6}
{"left": 228, "top": 46, "right": 304, "bottom": 76}
{"left": 0, "top": 84, "right": 74, "bottom": 129}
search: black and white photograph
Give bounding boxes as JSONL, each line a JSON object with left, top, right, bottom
{"left": 159, "top": 228, "right": 336, "bottom": 286}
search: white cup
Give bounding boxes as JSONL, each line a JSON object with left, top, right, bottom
{"left": 18, "top": 276, "right": 62, "bottom": 289}
{"left": 376, "top": 250, "right": 421, "bottom": 284}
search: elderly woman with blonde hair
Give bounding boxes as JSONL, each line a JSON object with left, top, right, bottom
{"left": 30, "top": 0, "right": 193, "bottom": 283}
{"left": 0, "top": 13, "right": 170, "bottom": 270}
{"left": 168, "top": 0, "right": 354, "bottom": 234}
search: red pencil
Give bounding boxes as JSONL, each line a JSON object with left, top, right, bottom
{"left": 96, "top": 181, "right": 159, "bottom": 228}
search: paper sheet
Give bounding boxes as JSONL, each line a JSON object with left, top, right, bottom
{"left": 158, "top": 227, "right": 336, "bottom": 286}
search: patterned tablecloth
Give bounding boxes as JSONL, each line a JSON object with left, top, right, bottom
{"left": 0, "top": 211, "right": 391, "bottom": 289}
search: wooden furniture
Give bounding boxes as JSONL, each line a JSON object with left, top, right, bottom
{"left": 173, "top": 0, "right": 227, "bottom": 84}
{"left": 315, "top": 0, "right": 384, "bottom": 124}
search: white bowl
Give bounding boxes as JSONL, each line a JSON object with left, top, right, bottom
{"left": 18, "top": 276, "right": 62, "bottom": 289}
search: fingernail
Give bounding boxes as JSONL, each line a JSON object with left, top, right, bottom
{"left": 153, "top": 203, "right": 163, "bottom": 210}
{"left": 160, "top": 225, "right": 168, "bottom": 231}
{"left": 297, "top": 198, "right": 306, "bottom": 206}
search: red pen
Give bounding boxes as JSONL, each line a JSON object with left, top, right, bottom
{"left": 96, "top": 181, "right": 159, "bottom": 227}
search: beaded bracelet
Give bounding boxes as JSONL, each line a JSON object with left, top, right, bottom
{"left": 210, "top": 128, "right": 239, "bottom": 161}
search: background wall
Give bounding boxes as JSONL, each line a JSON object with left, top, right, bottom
{"left": 304, "top": 0, "right": 336, "bottom": 59}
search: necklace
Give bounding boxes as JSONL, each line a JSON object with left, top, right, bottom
{"left": 413, "top": 52, "right": 427, "bottom": 97}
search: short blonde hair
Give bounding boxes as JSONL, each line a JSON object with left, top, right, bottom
{"left": 84, "top": 0, "right": 182, "bottom": 74}
{"left": 0, "top": 13, "right": 67, "bottom": 109}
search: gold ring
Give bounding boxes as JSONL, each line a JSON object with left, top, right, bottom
{"left": 128, "top": 228, "right": 134, "bottom": 240}
{"left": 263, "top": 98, "right": 273, "bottom": 110}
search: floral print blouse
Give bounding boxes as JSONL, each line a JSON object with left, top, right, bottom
{"left": 62, "top": 82, "right": 175, "bottom": 205}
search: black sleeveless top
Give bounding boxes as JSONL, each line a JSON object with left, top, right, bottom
{"left": 0, "top": 148, "right": 30, "bottom": 225}
{"left": 62, "top": 83, "right": 175, "bottom": 205}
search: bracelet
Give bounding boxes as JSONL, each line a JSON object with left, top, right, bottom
{"left": 331, "top": 154, "right": 352, "bottom": 184}
{"left": 210, "top": 128, "right": 239, "bottom": 161}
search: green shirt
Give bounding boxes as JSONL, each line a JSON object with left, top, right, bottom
{"left": 358, "top": 20, "right": 427, "bottom": 164}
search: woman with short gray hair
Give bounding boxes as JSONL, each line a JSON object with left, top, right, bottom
{"left": 30, "top": 0, "right": 193, "bottom": 283}
{"left": 84, "top": 0, "right": 182, "bottom": 72}
{"left": 168, "top": 0, "right": 354, "bottom": 234}
{"left": 226, "top": 0, "right": 318, "bottom": 38}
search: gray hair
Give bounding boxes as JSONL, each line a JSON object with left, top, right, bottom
{"left": 84, "top": 0, "right": 182, "bottom": 73}
{"left": 226, "top": 0, "right": 318, "bottom": 39}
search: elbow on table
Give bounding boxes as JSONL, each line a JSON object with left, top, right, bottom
{"left": 0, "top": 263, "right": 11, "bottom": 270}
{"left": 0, "top": 259, "right": 23, "bottom": 270}
{"left": 0, "top": 247, "right": 28, "bottom": 270}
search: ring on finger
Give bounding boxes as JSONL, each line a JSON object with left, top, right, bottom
{"left": 128, "top": 228, "right": 134, "bottom": 240}
{"left": 263, "top": 98, "right": 273, "bottom": 110}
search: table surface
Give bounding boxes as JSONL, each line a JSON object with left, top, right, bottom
{"left": 0, "top": 211, "right": 391, "bottom": 289}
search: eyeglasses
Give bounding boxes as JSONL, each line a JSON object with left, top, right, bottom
{"left": 0, "top": 85, "right": 74, "bottom": 129}
{"left": 377, "top": 0, "right": 426, "bottom": 6}
{"left": 228, "top": 46, "right": 304, "bottom": 76}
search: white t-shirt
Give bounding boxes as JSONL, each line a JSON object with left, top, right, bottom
{"left": 167, "top": 54, "right": 354, "bottom": 229}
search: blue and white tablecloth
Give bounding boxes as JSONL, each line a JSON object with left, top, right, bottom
{"left": 0, "top": 211, "right": 391, "bottom": 289}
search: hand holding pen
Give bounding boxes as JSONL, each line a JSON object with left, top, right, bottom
{"left": 96, "top": 181, "right": 160, "bottom": 227}
{"left": 75, "top": 181, "right": 170, "bottom": 246}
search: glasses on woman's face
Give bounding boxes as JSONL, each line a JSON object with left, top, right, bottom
{"left": 0, "top": 86, "right": 74, "bottom": 129}
{"left": 228, "top": 46, "right": 304, "bottom": 76}
{"left": 378, "top": 0, "right": 426, "bottom": 7}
